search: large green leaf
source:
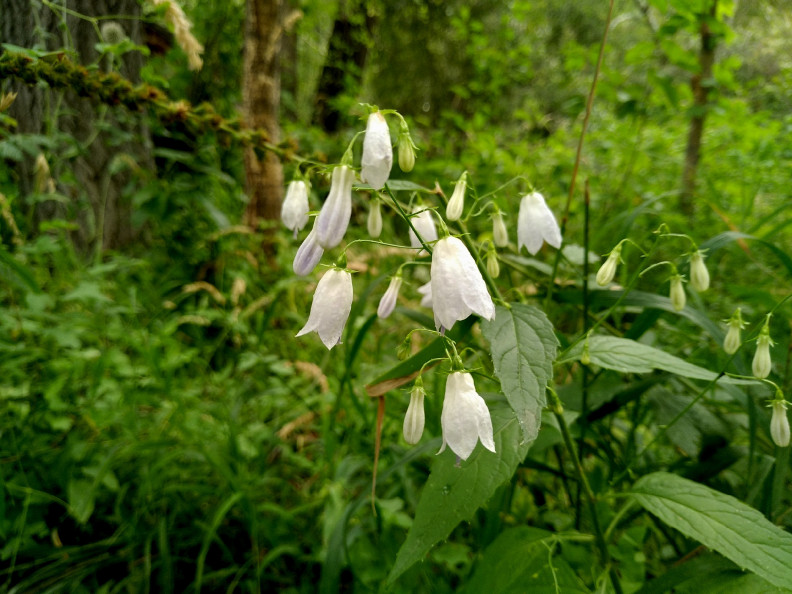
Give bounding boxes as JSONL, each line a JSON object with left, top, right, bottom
{"left": 481, "top": 304, "right": 558, "bottom": 441}
{"left": 630, "top": 472, "right": 792, "bottom": 589}
{"left": 559, "top": 336, "right": 756, "bottom": 385}
{"left": 459, "top": 527, "right": 589, "bottom": 593}
{"left": 386, "top": 404, "right": 531, "bottom": 584}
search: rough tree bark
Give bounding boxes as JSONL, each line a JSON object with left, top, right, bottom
{"left": 679, "top": 0, "right": 718, "bottom": 216}
{"left": 1, "top": 0, "right": 152, "bottom": 250}
{"left": 242, "top": 0, "right": 284, "bottom": 231}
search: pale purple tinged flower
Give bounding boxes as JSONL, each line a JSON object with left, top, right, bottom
{"left": 293, "top": 227, "right": 324, "bottom": 276}
{"left": 361, "top": 112, "right": 393, "bottom": 190}
{"left": 296, "top": 268, "right": 353, "bottom": 349}
{"left": 438, "top": 372, "right": 495, "bottom": 460}
{"left": 517, "top": 191, "right": 562, "bottom": 255}
{"left": 315, "top": 166, "right": 354, "bottom": 249}
{"left": 430, "top": 236, "right": 495, "bottom": 331}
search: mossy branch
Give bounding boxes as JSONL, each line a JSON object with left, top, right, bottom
{"left": 0, "top": 49, "right": 301, "bottom": 163}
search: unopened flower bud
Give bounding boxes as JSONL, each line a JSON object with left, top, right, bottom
{"left": 446, "top": 172, "right": 467, "bottom": 222}
{"left": 293, "top": 227, "right": 324, "bottom": 276}
{"left": 396, "top": 336, "right": 412, "bottom": 360}
{"left": 377, "top": 276, "right": 403, "bottom": 319}
{"left": 723, "top": 308, "right": 744, "bottom": 355}
{"left": 403, "top": 383, "right": 426, "bottom": 444}
{"left": 368, "top": 199, "right": 382, "bottom": 238}
{"left": 100, "top": 21, "right": 127, "bottom": 44}
{"left": 315, "top": 165, "right": 354, "bottom": 249}
{"left": 486, "top": 250, "right": 500, "bottom": 279}
{"left": 398, "top": 121, "right": 417, "bottom": 173}
{"left": 281, "top": 180, "right": 310, "bottom": 236}
{"left": 361, "top": 111, "right": 393, "bottom": 190}
{"left": 770, "top": 399, "right": 790, "bottom": 448}
{"left": 689, "top": 250, "right": 710, "bottom": 292}
{"left": 581, "top": 340, "right": 591, "bottom": 366}
{"left": 33, "top": 153, "right": 55, "bottom": 194}
{"left": 492, "top": 210, "right": 508, "bottom": 248}
{"left": 669, "top": 275, "right": 686, "bottom": 311}
{"left": 596, "top": 245, "right": 621, "bottom": 286}
{"left": 753, "top": 321, "right": 773, "bottom": 379}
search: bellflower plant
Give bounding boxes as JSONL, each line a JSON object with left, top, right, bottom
{"left": 368, "top": 199, "right": 383, "bottom": 238}
{"left": 408, "top": 207, "right": 438, "bottom": 255}
{"left": 403, "top": 381, "right": 426, "bottom": 444}
{"left": 296, "top": 267, "right": 353, "bottom": 349}
{"left": 723, "top": 308, "right": 744, "bottom": 355}
{"left": 431, "top": 236, "right": 495, "bottom": 331}
{"left": 669, "top": 274, "right": 686, "bottom": 312}
{"left": 315, "top": 165, "right": 354, "bottom": 249}
{"left": 517, "top": 191, "right": 562, "bottom": 255}
{"left": 753, "top": 317, "right": 774, "bottom": 378}
{"left": 689, "top": 250, "right": 710, "bottom": 292}
{"left": 446, "top": 172, "right": 467, "bottom": 222}
{"left": 417, "top": 281, "right": 432, "bottom": 308}
{"left": 596, "top": 244, "right": 622, "bottom": 286}
{"left": 438, "top": 372, "right": 496, "bottom": 460}
{"left": 361, "top": 111, "right": 393, "bottom": 190}
{"left": 770, "top": 399, "right": 791, "bottom": 448}
{"left": 492, "top": 210, "right": 508, "bottom": 248}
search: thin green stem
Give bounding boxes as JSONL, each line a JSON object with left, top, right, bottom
{"left": 383, "top": 183, "right": 433, "bottom": 256}
{"left": 549, "top": 389, "right": 623, "bottom": 594}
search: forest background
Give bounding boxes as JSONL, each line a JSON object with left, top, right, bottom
{"left": 1, "top": 0, "right": 792, "bottom": 592}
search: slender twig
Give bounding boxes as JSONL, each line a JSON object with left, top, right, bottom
{"left": 545, "top": 0, "right": 615, "bottom": 310}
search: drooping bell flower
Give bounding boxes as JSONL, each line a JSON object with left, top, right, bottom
{"left": 361, "top": 111, "right": 392, "bottom": 190}
{"left": 446, "top": 172, "right": 467, "bottom": 222}
{"left": 669, "top": 274, "right": 686, "bottom": 312}
{"left": 397, "top": 119, "right": 417, "bottom": 172}
{"left": 408, "top": 207, "right": 438, "bottom": 256}
{"left": 296, "top": 268, "right": 353, "bottom": 349}
{"left": 486, "top": 250, "right": 500, "bottom": 279}
{"left": 403, "top": 381, "right": 426, "bottom": 444}
{"left": 315, "top": 166, "right": 354, "bottom": 249}
{"left": 293, "top": 227, "right": 324, "bottom": 277}
{"left": 438, "top": 372, "right": 496, "bottom": 460}
{"left": 492, "top": 210, "right": 508, "bottom": 248}
{"left": 431, "top": 236, "right": 495, "bottom": 331}
{"left": 281, "top": 180, "right": 310, "bottom": 237}
{"left": 517, "top": 191, "right": 562, "bottom": 255}
{"left": 689, "top": 250, "right": 710, "bottom": 292}
{"left": 377, "top": 275, "right": 403, "bottom": 319}
{"left": 368, "top": 199, "right": 382, "bottom": 238}
{"left": 770, "top": 399, "right": 790, "bottom": 448}
{"left": 753, "top": 319, "right": 774, "bottom": 378}
{"left": 596, "top": 245, "right": 622, "bottom": 286}
{"left": 723, "top": 308, "right": 744, "bottom": 355}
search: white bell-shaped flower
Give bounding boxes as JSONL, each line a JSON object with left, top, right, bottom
{"left": 753, "top": 328, "right": 773, "bottom": 379}
{"left": 367, "top": 199, "right": 382, "bottom": 238}
{"left": 517, "top": 191, "right": 562, "bottom": 255}
{"left": 377, "top": 276, "right": 403, "bottom": 319}
{"left": 361, "top": 111, "right": 392, "bottom": 190}
{"left": 292, "top": 227, "right": 324, "bottom": 277}
{"left": 417, "top": 281, "right": 432, "bottom": 308}
{"left": 408, "top": 207, "right": 438, "bottom": 256}
{"left": 492, "top": 211, "right": 508, "bottom": 248}
{"left": 281, "top": 180, "right": 310, "bottom": 236}
{"left": 689, "top": 250, "right": 710, "bottom": 292}
{"left": 669, "top": 275, "right": 686, "bottom": 312}
{"left": 315, "top": 166, "right": 354, "bottom": 249}
{"left": 596, "top": 245, "right": 621, "bottom": 286}
{"left": 438, "top": 372, "right": 496, "bottom": 460}
{"left": 446, "top": 173, "right": 467, "bottom": 222}
{"left": 403, "top": 383, "right": 426, "bottom": 444}
{"left": 431, "top": 236, "right": 495, "bottom": 331}
{"left": 771, "top": 400, "right": 790, "bottom": 447}
{"left": 296, "top": 268, "right": 353, "bottom": 349}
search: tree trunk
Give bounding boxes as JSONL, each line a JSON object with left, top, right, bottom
{"left": 313, "top": 0, "right": 376, "bottom": 132}
{"left": 242, "top": 0, "right": 284, "bottom": 231}
{"left": 679, "top": 0, "right": 718, "bottom": 216}
{"left": 1, "top": 0, "right": 152, "bottom": 251}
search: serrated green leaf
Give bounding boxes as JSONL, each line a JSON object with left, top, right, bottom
{"left": 559, "top": 336, "right": 756, "bottom": 385}
{"left": 460, "top": 527, "right": 590, "bottom": 593}
{"left": 387, "top": 404, "right": 531, "bottom": 584}
{"left": 482, "top": 304, "right": 558, "bottom": 441}
{"left": 631, "top": 472, "right": 792, "bottom": 589}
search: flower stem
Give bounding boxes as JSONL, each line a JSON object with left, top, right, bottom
{"left": 549, "top": 388, "right": 623, "bottom": 594}
{"left": 383, "top": 183, "right": 433, "bottom": 256}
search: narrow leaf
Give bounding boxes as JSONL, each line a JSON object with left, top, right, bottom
{"left": 631, "top": 472, "right": 792, "bottom": 589}
{"left": 387, "top": 404, "right": 531, "bottom": 584}
{"left": 559, "top": 336, "right": 756, "bottom": 385}
{"left": 481, "top": 304, "right": 558, "bottom": 441}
